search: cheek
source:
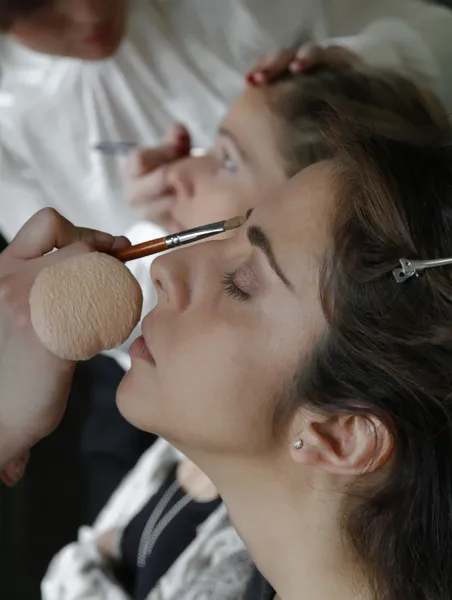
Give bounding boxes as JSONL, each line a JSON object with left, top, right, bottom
{"left": 158, "top": 314, "right": 301, "bottom": 446}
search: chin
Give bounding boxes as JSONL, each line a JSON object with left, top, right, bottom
{"left": 116, "top": 365, "right": 160, "bottom": 433}
{"left": 75, "top": 38, "right": 123, "bottom": 60}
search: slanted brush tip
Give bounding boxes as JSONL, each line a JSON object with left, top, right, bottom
{"left": 224, "top": 215, "right": 246, "bottom": 231}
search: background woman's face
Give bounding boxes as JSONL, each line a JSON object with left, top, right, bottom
{"left": 117, "top": 162, "right": 336, "bottom": 458}
{"left": 162, "top": 87, "right": 288, "bottom": 233}
{"left": 10, "top": 0, "right": 127, "bottom": 60}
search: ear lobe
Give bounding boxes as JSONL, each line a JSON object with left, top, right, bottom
{"left": 291, "top": 413, "right": 393, "bottom": 476}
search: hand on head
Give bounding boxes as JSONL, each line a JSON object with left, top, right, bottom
{"left": 0, "top": 208, "right": 129, "bottom": 482}
{"left": 246, "top": 42, "right": 363, "bottom": 85}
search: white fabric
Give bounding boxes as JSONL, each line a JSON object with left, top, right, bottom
{"left": 42, "top": 438, "right": 252, "bottom": 600}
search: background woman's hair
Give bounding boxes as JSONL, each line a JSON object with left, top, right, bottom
{"left": 0, "top": 0, "right": 48, "bottom": 30}
{"left": 295, "top": 97, "right": 452, "bottom": 598}
{"left": 269, "top": 63, "right": 448, "bottom": 178}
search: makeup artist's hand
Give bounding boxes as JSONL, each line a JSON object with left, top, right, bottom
{"left": 122, "top": 123, "right": 191, "bottom": 229}
{"left": 0, "top": 208, "right": 130, "bottom": 482}
{"left": 246, "top": 42, "right": 363, "bottom": 85}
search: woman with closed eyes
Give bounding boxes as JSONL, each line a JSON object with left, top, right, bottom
{"left": 43, "top": 62, "right": 449, "bottom": 600}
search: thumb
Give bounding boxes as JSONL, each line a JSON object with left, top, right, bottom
{"left": 1, "top": 450, "right": 30, "bottom": 487}
{"left": 6, "top": 208, "right": 128, "bottom": 260}
{"left": 164, "top": 123, "right": 191, "bottom": 151}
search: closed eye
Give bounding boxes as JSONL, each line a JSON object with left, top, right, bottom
{"left": 222, "top": 271, "right": 251, "bottom": 301}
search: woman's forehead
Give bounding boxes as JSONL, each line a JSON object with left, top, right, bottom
{"left": 255, "top": 162, "right": 336, "bottom": 244}
{"left": 236, "top": 162, "right": 335, "bottom": 300}
{"left": 220, "top": 87, "right": 286, "bottom": 174}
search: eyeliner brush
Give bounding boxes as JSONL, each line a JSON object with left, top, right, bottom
{"left": 113, "top": 216, "right": 245, "bottom": 263}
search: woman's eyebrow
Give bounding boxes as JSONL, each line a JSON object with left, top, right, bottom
{"left": 247, "top": 225, "right": 293, "bottom": 289}
{"left": 218, "top": 125, "right": 251, "bottom": 165}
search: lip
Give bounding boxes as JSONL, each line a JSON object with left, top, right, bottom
{"left": 129, "top": 335, "right": 155, "bottom": 364}
{"left": 83, "top": 22, "right": 115, "bottom": 45}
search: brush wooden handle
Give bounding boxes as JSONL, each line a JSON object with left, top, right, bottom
{"left": 113, "top": 237, "right": 168, "bottom": 262}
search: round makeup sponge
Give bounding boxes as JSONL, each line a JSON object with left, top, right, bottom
{"left": 30, "top": 252, "right": 143, "bottom": 361}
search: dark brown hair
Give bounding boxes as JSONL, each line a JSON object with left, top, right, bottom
{"left": 269, "top": 63, "right": 447, "bottom": 177}
{"left": 296, "top": 103, "right": 452, "bottom": 598}
{"left": 0, "top": 0, "right": 49, "bottom": 31}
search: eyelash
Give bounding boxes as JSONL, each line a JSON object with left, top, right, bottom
{"left": 222, "top": 271, "right": 251, "bottom": 302}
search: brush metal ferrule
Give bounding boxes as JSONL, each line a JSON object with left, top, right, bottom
{"left": 165, "top": 220, "right": 226, "bottom": 248}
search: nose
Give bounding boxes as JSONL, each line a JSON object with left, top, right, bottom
{"left": 150, "top": 240, "right": 222, "bottom": 313}
{"left": 150, "top": 248, "right": 192, "bottom": 313}
{"left": 166, "top": 155, "right": 212, "bottom": 203}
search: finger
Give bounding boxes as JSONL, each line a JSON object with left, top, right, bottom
{"left": 7, "top": 209, "right": 120, "bottom": 260}
{"left": 1, "top": 450, "right": 30, "bottom": 487}
{"left": 124, "top": 141, "right": 185, "bottom": 179}
{"left": 248, "top": 49, "right": 291, "bottom": 74}
{"left": 291, "top": 43, "right": 326, "bottom": 72}
{"left": 126, "top": 164, "right": 172, "bottom": 207}
{"left": 246, "top": 49, "right": 295, "bottom": 85}
{"left": 111, "top": 236, "right": 131, "bottom": 251}
{"left": 164, "top": 123, "right": 191, "bottom": 155}
{"left": 323, "top": 45, "right": 362, "bottom": 68}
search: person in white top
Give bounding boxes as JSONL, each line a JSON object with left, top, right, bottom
{"left": 1, "top": 0, "right": 452, "bottom": 242}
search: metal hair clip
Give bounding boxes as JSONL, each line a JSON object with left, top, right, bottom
{"left": 393, "top": 257, "right": 452, "bottom": 283}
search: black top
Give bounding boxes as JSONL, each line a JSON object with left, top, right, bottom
{"left": 116, "top": 464, "right": 222, "bottom": 600}
{"left": 243, "top": 568, "right": 275, "bottom": 600}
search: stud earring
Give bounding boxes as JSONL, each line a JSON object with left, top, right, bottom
{"left": 293, "top": 439, "right": 303, "bottom": 450}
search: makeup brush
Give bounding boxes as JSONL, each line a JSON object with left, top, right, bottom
{"left": 94, "top": 141, "right": 206, "bottom": 157}
{"left": 113, "top": 216, "right": 245, "bottom": 262}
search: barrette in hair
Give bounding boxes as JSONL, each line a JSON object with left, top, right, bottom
{"left": 393, "top": 257, "right": 452, "bottom": 283}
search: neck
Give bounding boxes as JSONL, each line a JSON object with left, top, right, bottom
{"left": 187, "top": 450, "right": 372, "bottom": 600}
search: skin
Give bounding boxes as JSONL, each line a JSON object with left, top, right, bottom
{"left": 0, "top": 208, "right": 129, "bottom": 475}
{"left": 126, "top": 87, "right": 289, "bottom": 233}
{"left": 9, "top": 0, "right": 128, "bottom": 60}
{"left": 96, "top": 86, "right": 293, "bottom": 561}
{"left": 117, "top": 163, "right": 393, "bottom": 600}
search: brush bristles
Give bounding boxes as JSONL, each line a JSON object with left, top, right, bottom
{"left": 224, "top": 215, "right": 246, "bottom": 231}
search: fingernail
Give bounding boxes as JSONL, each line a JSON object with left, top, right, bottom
{"left": 246, "top": 72, "right": 258, "bottom": 86}
{"left": 176, "top": 140, "right": 190, "bottom": 156}
{"left": 252, "top": 70, "right": 268, "bottom": 85}
{"left": 112, "top": 236, "right": 131, "bottom": 251}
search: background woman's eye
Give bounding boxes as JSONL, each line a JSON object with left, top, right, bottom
{"left": 220, "top": 148, "right": 238, "bottom": 173}
{"left": 222, "top": 272, "right": 250, "bottom": 301}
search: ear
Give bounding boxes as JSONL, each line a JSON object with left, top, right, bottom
{"left": 289, "top": 411, "right": 393, "bottom": 475}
